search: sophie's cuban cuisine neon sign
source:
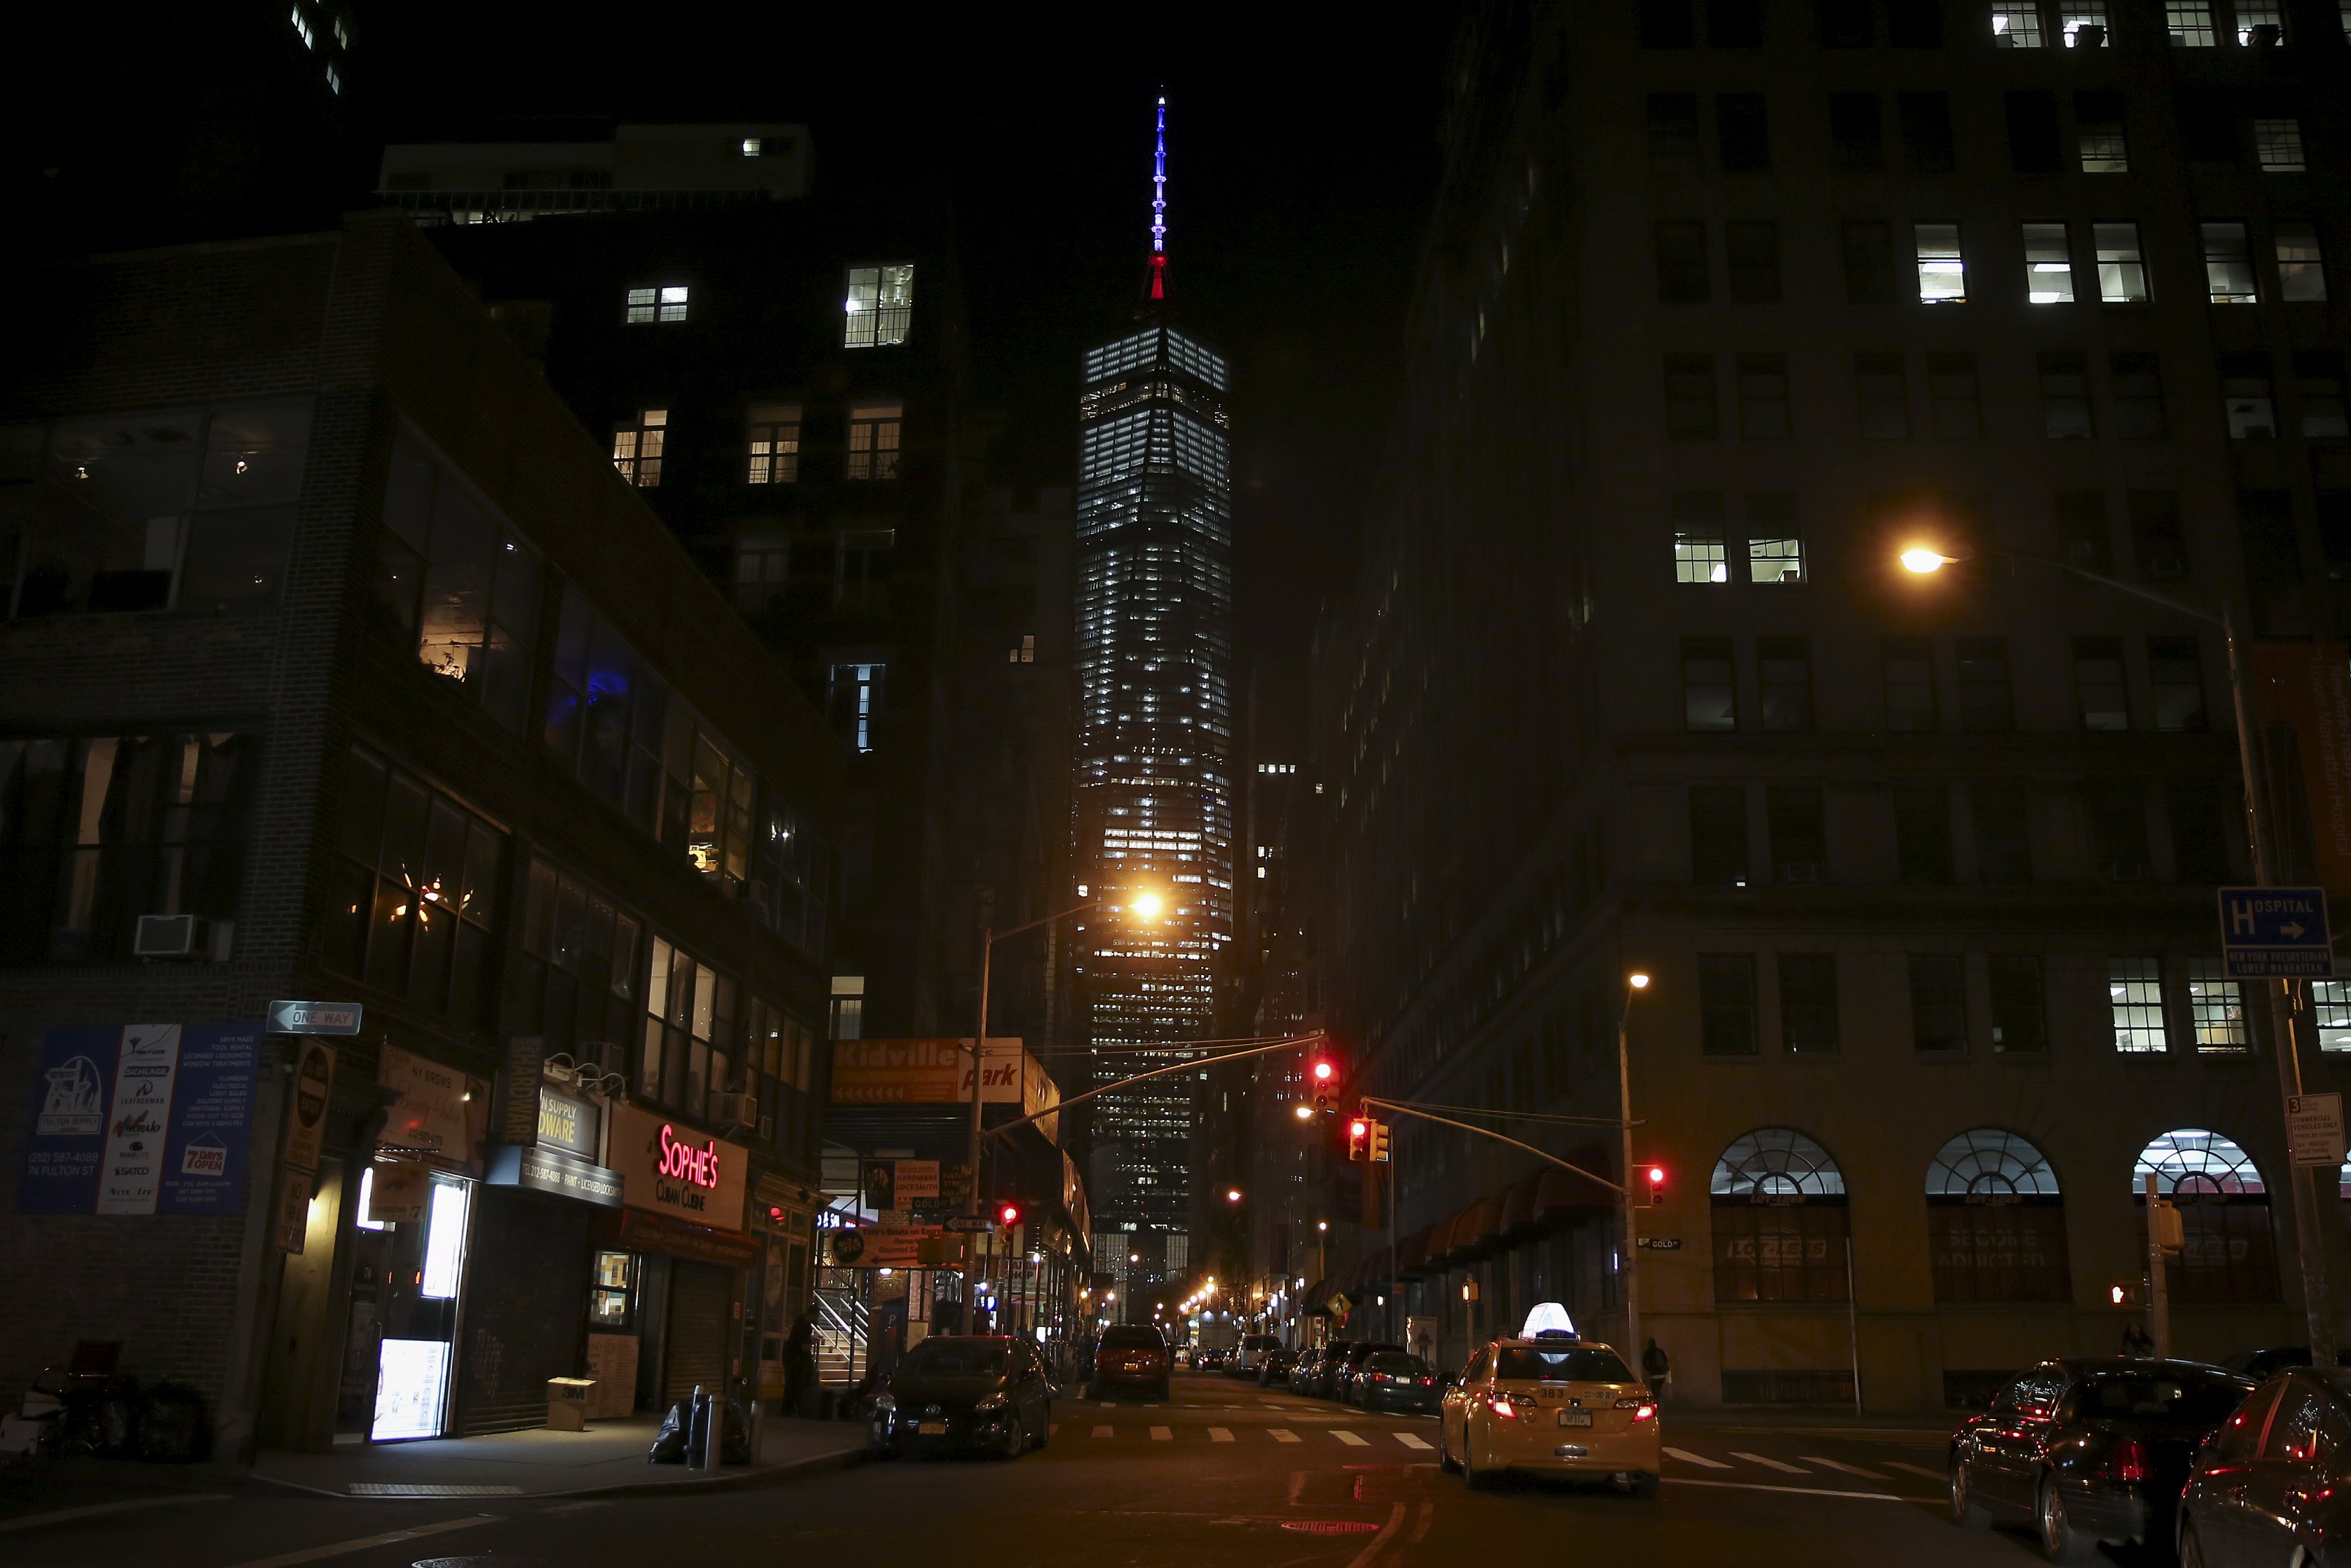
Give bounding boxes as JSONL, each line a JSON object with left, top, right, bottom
{"left": 657, "top": 1123, "right": 721, "bottom": 1190}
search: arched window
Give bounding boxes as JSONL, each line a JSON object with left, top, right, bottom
{"left": 1711, "top": 1128, "right": 1849, "bottom": 1302}
{"left": 2134, "top": 1129, "right": 2276, "bottom": 1304}
{"left": 1925, "top": 1129, "right": 2070, "bottom": 1301}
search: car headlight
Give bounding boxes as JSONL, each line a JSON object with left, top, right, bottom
{"left": 872, "top": 1392, "right": 896, "bottom": 1414}
{"left": 975, "top": 1394, "right": 1010, "bottom": 1416}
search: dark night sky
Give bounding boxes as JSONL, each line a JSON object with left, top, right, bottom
{"left": 359, "top": 3, "right": 1462, "bottom": 697}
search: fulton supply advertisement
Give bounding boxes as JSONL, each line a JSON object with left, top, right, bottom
{"left": 19, "top": 1024, "right": 261, "bottom": 1215}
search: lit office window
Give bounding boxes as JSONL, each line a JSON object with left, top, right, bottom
{"left": 746, "top": 404, "right": 801, "bottom": 484}
{"left": 845, "top": 401, "right": 903, "bottom": 481}
{"left": 830, "top": 975, "right": 864, "bottom": 1040}
{"left": 611, "top": 408, "right": 666, "bottom": 488}
{"left": 626, "top": 285, "right": 690, "bottom": 325}
{"left": 2109, "top": 958, "right": 2168, "bottom": 1052}
{"left": 290, "top": 5, "right": 315, "bottom": 47}
{"left": 2094, "top": 223, "right": 2147, "bottom": 302}
{"left": 2023, "top": 223, "right": 2076, "bottom": 302}
{"left": 2256, "top": 119, "right": 2307, "bottom": 171}
{"left": 842, "top": 265, "right": 915, "bottom": 348}
{"left": 2059, "top": 0, "right": 2109, "bottom": 43}
{"left": 2313, "top": 980, "right": 2351, "bottom": 1051}
{"left": 2186, "top": 961, "right": 2248, "bottom": 1052}
{"left": 1746, "top": 493, "right": 1804, "bottom": 584}
{"left": 2277, "top": 223, "right": 2330, "bottom": 301}
{"left": 1916, "top": 225, "right": 1966, "bottom": 302}
{"left": 1673, "top": 492, "right": 1728, "bottom": 583}
{"left": 742, "top": 137, "right": 763, "bottom": 156}
{"left": 2203, "top": 223, "right": 2259, "bottom": 302}
{"left": 2235, "top": 0, "right": 2284, "bottom": 43}
{"left": 829, "top": 662, "right": 885, "bottom": 752}
{"left": 2166, "top": 0, "right": 2216, "bottom": 42}
{"left": 1991, "top": 0, "right": 2045, "bottom": 45}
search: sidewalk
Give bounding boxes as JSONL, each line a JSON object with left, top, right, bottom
{"left": 253, "top": 1413, "right": 867, "bottom": 1500}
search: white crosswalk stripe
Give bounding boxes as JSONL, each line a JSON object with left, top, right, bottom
{"left": 1334, "top": 1430, "right": 1370, "bottom": 1446}
{"left": 1092, "top": 1425, "right": 1112, "bottom": 1438}
{"left": 1209, "top": 1427, "right": 1235, "bottom": 1442}
{"left": 1151, "top": 1426, "right": 1173, "bottom": 1441}
{"left": 1394, "top": 1432, "right": 1432, "bottom": 1450}
{"left": 1664, "top": 1446, "right": 1732, "bottom": 1469}
{"left": 1271, "top": 1428, "right": 1302, "bottom": 1443}
{"left": 1888, "top": 1461, "right": 1946, "bottom": 1481}
{"left": 1731, "top": 1452, "right": 1810, "bottom": 1473}
{"left": 1802, "top": 1457, "right": 1886, "bottom": 1479}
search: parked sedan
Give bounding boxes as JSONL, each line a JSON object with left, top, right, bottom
{"left": 1257, "top": 1346, "right": 1297, "bottom": 1387}
{"left": 1305, "top": 1341, "right": 1356, "bottom": 1399}
{"left": 1950, "top": 1357, "right": 2254, "bottom": 1563}
{"left": 1355, "top": 1351, "right": 1439, "bottom": 1414}
{"left": 1330, "top": 1342, "right": 1405, "bottom": 1404}
{"left": 2178, "top": 1366, "right": 2351, "bottom": 1567}
{"left": 1090, "top": 1324, "right": 1173, "bottom": 1399}
{"left": 868, "top": 1336, "right": 1054, "bottom": 1459}
{"left": 1287, "top": 1346, "right": 1327, "bottom": 1393}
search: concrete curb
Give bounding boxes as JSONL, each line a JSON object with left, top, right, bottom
{"left": 242, "top": 1443, "right": 869, "bottom": 1503}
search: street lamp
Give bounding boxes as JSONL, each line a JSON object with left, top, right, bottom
{"left": 1900, "top": 541, "right": 2336, "bottom": 1364}
{"left": 964, "top": 889, "right": 1165, "bottom": 1308}
{"left": 1619, "top": 970, "right": 1652, "bottom": 1362}
{"left": 1226, "top": 1188, "right": 1243, "bottom": 1203}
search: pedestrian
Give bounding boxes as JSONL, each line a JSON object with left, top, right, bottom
{"left": 2121, "top": 1322, "right": 2154, "bottom": 1357}
{"left": 783, "top": 1311, "right": 817, "bottom": 1418}
{"left": 1642, "top": 1337, "right": 1671, "bottom": 1401}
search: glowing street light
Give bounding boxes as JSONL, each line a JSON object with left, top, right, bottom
{"left": 1130, "top": 891, "right": 1163, "bottom": 919}
{"left": 1628, "top": 971, "right": 1650, "bottom": 990}
{"left": 1900, "top": 547, "right": 1953, "bottom": 573}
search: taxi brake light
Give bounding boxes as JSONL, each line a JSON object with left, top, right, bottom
{"left": 1489, "top": 1395, "right": 1519, "bottom": 1420}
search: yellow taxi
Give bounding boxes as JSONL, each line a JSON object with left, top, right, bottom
{"left": 1438, "top": 1325, "right": 1660, "bottom": 1493}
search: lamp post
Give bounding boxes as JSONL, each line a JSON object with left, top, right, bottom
{"left": 962, "top": 890, "right": 1163, "bottom": 1313}
{"left": 1617, "top": 972, "right": 1652, "bottom": 1362}
{"left": 1902, "top": 544, "right": 2335, "bottom": 1365}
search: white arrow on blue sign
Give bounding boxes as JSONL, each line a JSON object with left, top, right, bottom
{"left": 2217, "top": 888, "right": 2334, "bottom": 979}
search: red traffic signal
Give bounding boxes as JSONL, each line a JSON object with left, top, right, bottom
{"left": 1347, "top": 1119, "right": 1369, "bottom": 1162}
{"left": 1311, "top": 1058, "right": 1341, "bottom": 1113}
{"left": 1642, "top": 1165, "right": 1669, "bottom": 1208}
{"left": 999, "top": 1202, "right": 1022, "bottom": 1227}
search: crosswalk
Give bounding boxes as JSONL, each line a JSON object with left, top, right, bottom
{"left": 1051, "top": 1423, "right": 1437, "bottom": 1450}
{"left": 1660, "top": 1445, "right": 1946, "bottom": 1490}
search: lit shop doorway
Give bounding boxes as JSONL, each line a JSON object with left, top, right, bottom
{"left": 335, "top": 1163, "right": 474, "bottom": 1441}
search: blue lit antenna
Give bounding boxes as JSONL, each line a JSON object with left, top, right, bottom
{"left": 1149, "top": 94, "right": 1169, "bottom": 300}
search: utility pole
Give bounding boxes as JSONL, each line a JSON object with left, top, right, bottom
{"left": 1617, "top": 974, "right": 1652, "bottom": 1361}
{"left": 2145, "top": 1172, "right": 2176, "bottom": 1358}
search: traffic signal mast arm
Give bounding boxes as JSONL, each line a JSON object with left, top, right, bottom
{"left": 1356, "top": 1095, "right": 1628, "bottom": 1196}
{"left": 977, "top": 1032, "right": 1333, "bottom": 1142}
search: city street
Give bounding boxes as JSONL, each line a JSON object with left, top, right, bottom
{"left": 9, "top": 1375, "right": 2085, "bottom": 1568}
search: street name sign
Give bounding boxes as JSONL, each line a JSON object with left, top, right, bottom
{"left": 2217, "top": 888, "right": 2334, "bottom": 978}
{"left": 266, "top": 1001, "right": 364, "bottom": 1035}
{"left": 942, "top": 1215, "right": 997, "bottom": 1234}
{"left": 1634, "top": 1237, "right": 1685, "bottom": 1250}
{"left": 2289, "top": 1093, "right": 2347, "bottom": 1168}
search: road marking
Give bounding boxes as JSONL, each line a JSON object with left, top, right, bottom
{"left": 0, "top": 1493, "right": 231, "bottom": 1536}
{"left": 542, "top": 1501, "right": 609, "bottom": 1515}
{"left": 1411, "top": 1500, "right": 1435, "bottom": 1542}
{"left": 222, "top": 1514, "right": 500, "bottom": 1568}
{"left": 1210, "top": 1427, "right": 1235, "bottom": 1442}
{"left": 1333, "top": 1430, "right": 1370, "bottom": 1446}
{"left": 1665, "top": 1477, "right": 1909, "bottom": 1503}
{"left": 1288, "top": 1470, "right": 1308, "bottom": 1504}
{"left": 1151, "top": 1426, "right": 1174, "bottom": 1441}
{"left": 1343, "top": 1502, "right": 1408, "bottom": 1568}
{"left": 1888, "top": 1461, "right": 1946, "bottom": 1481}
{"left": 1092, "top": 1424, "right": 1113, "bottom": 1438}
{"left": 349, "top": 1483, "right": 521, "bottom": 1497}
{"left": 1802, "top": 1456, "right": 1887, "bottom": 1479}
{"left": 1731, "top": 1451, "right": 1810, "bottom": 1473}
{"left": 1100, "top": 1400, "right": 1117, "bottom": 1408}
{"left": 1664, "top": 1446, "right": 1732, "bottom": 1469}
{"left": 1394, "top": 1432, "right": 1432, "bottom": 1450}
{"left": 1272, "top": 1428, "right": 1302, "bottom": 1443}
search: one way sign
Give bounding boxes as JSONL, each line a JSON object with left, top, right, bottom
{"left": 2217, "top": 888, "right": 2334, "bottom": 978}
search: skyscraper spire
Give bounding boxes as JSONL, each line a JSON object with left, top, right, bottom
{"left": 1149, "top": 95, "right": 1169, "bottom": 302}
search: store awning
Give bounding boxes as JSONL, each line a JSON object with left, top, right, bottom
{"left": 1394, "top": 1226, "right": 1436, "bottom": 1279}
{"left": 1534, "top": 1154, "right": 1616, "bottom": 1222}
{"left": 1497, "top": 1174, "right": 1542, "bottom": 1242}
{"left": 1454, "top": 1194, "right": 1507, "bottom": 1261}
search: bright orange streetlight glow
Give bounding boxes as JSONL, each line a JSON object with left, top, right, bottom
{"left": 1628, "top": 972, "right": 1651, "bottom": 990}
{"left": 1130, "top": 892, "right": 1164, "bottom": 919}
{"left": 1900, "top": 547, "right": 1951, "bottom": 574}
{"left": 1292, "top": 1104, "right": 1315, "bottom": 1120}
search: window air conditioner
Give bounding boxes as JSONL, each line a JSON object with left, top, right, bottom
{"left": 720, "top": 1092, "right": 758, "bottom": 1129}
{"left": 133, "top": 914, "right": 212, "bottom": 959}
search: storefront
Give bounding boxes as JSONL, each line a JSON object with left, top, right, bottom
{"left": 591, "top": 1103, "right": 754, "bottom": 1415}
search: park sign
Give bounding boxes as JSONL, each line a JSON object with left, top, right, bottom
{"left": 2217, "top": 887, "right": 2333, "bottom": 978}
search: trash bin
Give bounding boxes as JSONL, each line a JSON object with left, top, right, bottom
{"left": 546, "top": 1377, "right": 598, "bottom": 1431}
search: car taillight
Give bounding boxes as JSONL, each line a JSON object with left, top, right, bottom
{"left": 1489, "top": 1395, "right": 1519, "bottom": 1420}
{"left": 1417, "top": 1377, "right": 1433, "bottom": 1385}
{"left": 2111, "top": 1437, "right": 2147, "bottom": 1483}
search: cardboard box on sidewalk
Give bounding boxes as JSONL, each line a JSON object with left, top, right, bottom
{"left": 547, "top": 1377, "right": 598, "bottom": 1432}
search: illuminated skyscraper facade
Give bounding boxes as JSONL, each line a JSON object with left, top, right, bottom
{"left": 1074, "top": 100, "right": 1235, "bottom": 1239}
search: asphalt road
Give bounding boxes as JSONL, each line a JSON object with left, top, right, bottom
{"left": 9, "top": 1374, "right": 2115, "bottom": 1568}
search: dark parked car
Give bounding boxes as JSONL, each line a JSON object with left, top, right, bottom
{"left": 1286, "top": 1346, "right": 1326, "bottom": 1393}
{"left": 1312, "top": 1340, "right": 1362, "bottom": 1399}
{"left": 2178, "top": 1366, "right": 2351, "bottom": 1567}
{"left": 1090, "top": 1324, "right": 1172, "bottom": 1400}
{"left": 868, "top": 1336, "right": 1054, "bottom": 1459}
{"left": 1257, "top": 1347, "right": 1297, "bottom": 1387}
{"left": 1331, "top": 1342, "right": 1406, "bottom": 1404}
{"left": 2219, "top": 1347, "right": 2315, "bottom": 1381}
{"left": 1949, "top": 1357, "right": 2255, "bottom": 1563}
{"left": 1354, "top": 1351, "right": 1439, "bottom": 1414}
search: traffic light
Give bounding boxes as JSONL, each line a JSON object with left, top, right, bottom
{"left": 1640, "top": 1164, "right": 1669, "bottom": 1207}
{"left": 1310, "top": 1058, "right": 1339, "bottom": 1113}
{"left": 999, "top": 1202, "right": 1022, "bottom": 1228}
{"left": 1347, "top": 1118, "right": 1369, "bottom": 1162}
{"left": 1368, "top": 1121, "right": 1391, "bottom": 1163}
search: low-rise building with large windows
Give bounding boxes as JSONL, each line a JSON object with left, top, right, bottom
{"left": 0, "top": 212, "right": 842, "bottom": 1455}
